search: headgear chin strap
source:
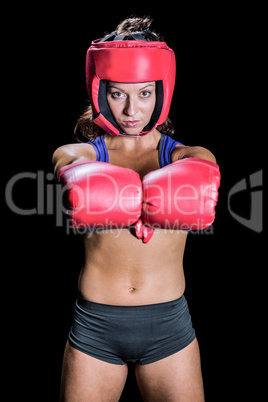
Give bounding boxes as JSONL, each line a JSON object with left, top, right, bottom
{"left": 86, "top": 30, "right": 176, "bottom": 137}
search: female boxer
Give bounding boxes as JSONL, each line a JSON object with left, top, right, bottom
{"left": 53, "top": 17, "right": 220, "bottom": 401}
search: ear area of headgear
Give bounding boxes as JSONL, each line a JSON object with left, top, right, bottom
{"left": 85, "top": 32, "right": 176, "bottom": 137}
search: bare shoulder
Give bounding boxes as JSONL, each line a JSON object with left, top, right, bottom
{"left": 52, "top": 142, "right": 96, "bottom": 176}
{"left": 171, "top": 145, "right": 216, "bottom": 163}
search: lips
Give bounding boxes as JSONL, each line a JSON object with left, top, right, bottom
{"left": 122, "top": 120, "right": 141, "bottom": 128}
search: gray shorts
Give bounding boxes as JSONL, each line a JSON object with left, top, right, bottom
{"left": 68, "top": 294, "right": 196, "bottom": 365}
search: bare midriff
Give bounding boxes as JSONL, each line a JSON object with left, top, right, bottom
{"left": 78, "top": 228, "right": 188, "bottom": 306}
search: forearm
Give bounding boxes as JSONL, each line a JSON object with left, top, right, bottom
{"left": 52, "top": 144, "right": 95, "bottom": 178}
{"left": 171, "top": 145, "right": 216, "bottom": 164}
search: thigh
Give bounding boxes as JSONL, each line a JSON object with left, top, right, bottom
{"left": 60, "top": 342, "right": 128, "bottom": 402}
{"left": 135, "top": 338, "right": 204, "bottom": 402}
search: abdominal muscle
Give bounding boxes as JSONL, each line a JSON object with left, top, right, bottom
{"left": 78, "top": 228, "right": 188, "bottom": 306}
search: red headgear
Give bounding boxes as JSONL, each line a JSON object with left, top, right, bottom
{"left": 85, "top": 30, "right": 176, "bottom": 136}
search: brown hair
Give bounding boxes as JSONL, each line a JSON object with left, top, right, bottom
{"left": 74, "top": 16, "right": 175, "bottom": 142}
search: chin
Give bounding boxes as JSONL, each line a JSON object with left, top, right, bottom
{"left": 119, "top": 122, "right": 149, "bottom": 136}
{"left": 123, "top": 129, "right": 142, "bottom": 135}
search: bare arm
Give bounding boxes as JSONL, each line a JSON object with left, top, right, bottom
{"left": 171, "top": 145, "right": 216, "bottom": 164}
{"left": 52, "top": 143, "right": 96, "bottom": 178}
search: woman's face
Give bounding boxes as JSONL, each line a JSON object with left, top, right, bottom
{"left": 106, "top": 81, "right": 156, "bottom": 135}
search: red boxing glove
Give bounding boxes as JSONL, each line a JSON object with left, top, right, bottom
{"left": 134, "top": 218, "right": 154, "bottom": 243}
{"left": 142, "top": 158, "right": 220, "bottom": 231}
{"left": 58, "top": 161, "right": 142, "bottom": 230}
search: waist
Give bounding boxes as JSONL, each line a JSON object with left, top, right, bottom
{"left": 77, "top": 292, "right": 186, "bottom": 315}
{"left": 78, "top": 262, "right": 185, "bottom": 306}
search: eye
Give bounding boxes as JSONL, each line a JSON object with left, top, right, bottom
{"left": 140, "top": 91, "right": 151, "bottom": 98}
{"left": 111, "top": 91, "right": 125, "bottom": 99}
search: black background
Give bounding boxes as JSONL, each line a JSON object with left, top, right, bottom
{"left": 4, "top": 4, "right": 264, "bottom": 401}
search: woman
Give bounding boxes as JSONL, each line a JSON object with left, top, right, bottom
{"left": 53, "top": 17, "right": 220, "bottom": 401}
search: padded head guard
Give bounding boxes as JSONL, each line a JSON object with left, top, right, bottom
{"left": 86, "top": 29, "right": 176, "bottom": 136}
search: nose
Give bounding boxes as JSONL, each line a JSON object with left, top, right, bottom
{"left": 123, "top": 97, "right": 138, "bottom": 116}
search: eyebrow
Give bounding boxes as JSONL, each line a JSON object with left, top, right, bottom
{"left": 107, "top": 83, "right": 155, "bottom": 93}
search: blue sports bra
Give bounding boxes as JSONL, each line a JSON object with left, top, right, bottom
{"left": 89, "top": 133, "right": 182, "bottom": 167}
